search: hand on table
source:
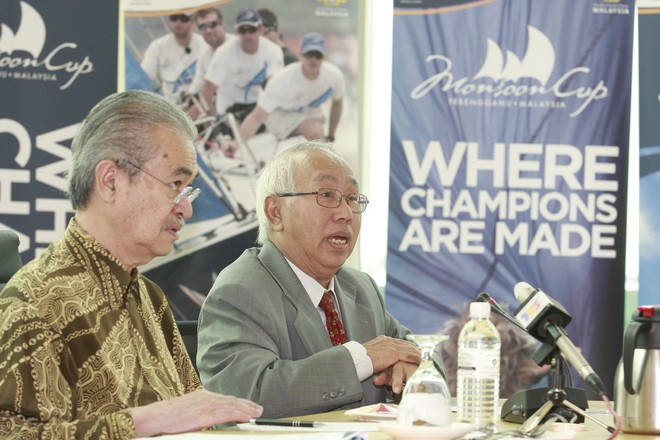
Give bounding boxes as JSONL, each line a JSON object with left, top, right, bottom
{"left": 373, "top": 360, "right": 420, "bottom": 394}
{"left": 131, "top": 389, "right": 263, "bottom": 437}
{"left": 364, "top": 335, "right": 421, "bottom": 394}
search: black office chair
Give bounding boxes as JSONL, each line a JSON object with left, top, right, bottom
{"left": 0, "top": 230, "right": 23, "bottom": 292}
{"left": 176, "top": 320, "right": 199, "bottom": 373}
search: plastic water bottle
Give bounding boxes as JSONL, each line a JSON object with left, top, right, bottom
{"left": 456, "top": 302, "right": 501, "bottom": 435}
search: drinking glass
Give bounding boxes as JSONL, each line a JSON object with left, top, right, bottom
{"left": 397, "top": 334, "right": 451, "bottom": 427}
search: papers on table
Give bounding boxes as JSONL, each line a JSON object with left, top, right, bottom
{"left": 138, "top": 432, "right": 368, "bottom": 439}
{"left": 238, "top": 421, "right": 379, "bottom": 432}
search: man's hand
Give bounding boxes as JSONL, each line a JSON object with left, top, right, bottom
{"left": 131, "top": 389, "right": 263, "bottom": 437}
{"left": 372, "top": 361, "right": 419, "bottom": 394}
{"left": 363, "top": 335, "right": 421, "bottom": 377}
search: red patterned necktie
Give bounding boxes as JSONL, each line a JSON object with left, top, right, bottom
{"left": 319, "top": 290, "right": 347, "bottom": 346}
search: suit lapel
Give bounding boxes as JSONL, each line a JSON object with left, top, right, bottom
{"left": 258, "top": 241, "right": 333, "bottom": 353}
{"left": 335, "top": 273, "right": 375, "bottom": 343}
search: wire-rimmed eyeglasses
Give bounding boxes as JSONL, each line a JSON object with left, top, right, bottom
{"left": 125, "top": 161, "right": 201, "bottom": 205}
{"left": 277, "top": 188, "right": 369, "bottom": 213}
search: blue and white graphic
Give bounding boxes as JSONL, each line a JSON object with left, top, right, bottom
{"left": 387, "top": 0, "right": 633, "bottom": 397}
{"left": 0, "top": 0, "right": 117, "bottom": 258}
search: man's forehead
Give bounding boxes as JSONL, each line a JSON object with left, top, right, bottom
{"left": 199, "top": 14, "right": 220, "bottom": 22}
{"left": 312, "top": 172, "right": 358, "bottom": 188}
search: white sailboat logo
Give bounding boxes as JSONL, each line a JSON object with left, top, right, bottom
{"left": 473, "top": 25, "right": 555, "bottom": 85}
{"left": 0, "top": 1, "right": 46, "bottom": 58}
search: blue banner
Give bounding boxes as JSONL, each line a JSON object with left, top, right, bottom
{"left": 387, "top": 0, "right": 633, "bottom": 397}
{"left": 0, "top": 0, "right": 118, "bottom": 259}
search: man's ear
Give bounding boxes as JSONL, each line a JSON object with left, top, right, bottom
{"left": 95, "top": 160, "right": 118, "bottom": 203}
{"left": 264, "top": 195, "right": 284, "bottom": 231}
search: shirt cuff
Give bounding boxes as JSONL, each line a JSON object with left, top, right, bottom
{"left": 344, "top": 340, "right": 373, "bottom": 381}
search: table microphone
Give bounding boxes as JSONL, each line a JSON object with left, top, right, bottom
{"left": 476, "top": 292, "right": 529, "bottom": 333}
{"left": 513, "top": 282, "right": 606, "bottom": 397}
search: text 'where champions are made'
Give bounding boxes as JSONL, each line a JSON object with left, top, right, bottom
{"left": 396, "top": 140, "right": 621, "bottom": 259}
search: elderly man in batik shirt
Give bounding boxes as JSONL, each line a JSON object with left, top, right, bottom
{"left": 0, "top": 90, "right": 262, "bottom": 439}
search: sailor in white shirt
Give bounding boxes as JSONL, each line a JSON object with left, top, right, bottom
{"left": 189, "top": 8, "right": 233, "bottom": 96}
{"left": 141, "top": 12, "right": 207, "bottom": 102}
{"left": 200, "top": 9, "right": 284, "bottom": 121}
{"left": 239, "top": 32, "right": 345, "bottom": 143}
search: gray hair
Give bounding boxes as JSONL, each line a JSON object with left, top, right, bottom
{"left": 67, "top": 90, "right": 196, "bottom": 210}
{"left": 255, "top": 140, "right": 355, "bottom": 245}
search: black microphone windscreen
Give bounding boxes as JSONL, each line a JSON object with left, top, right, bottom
{"left": 476, "top": 292, "right": 491, "bottom": 303}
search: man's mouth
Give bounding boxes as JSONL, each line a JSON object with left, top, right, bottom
{"left": 328, "top": 235, "right": 350, "bottom": 246}
{"left": 166, "top": 218, "right": 185, "bottom": 234}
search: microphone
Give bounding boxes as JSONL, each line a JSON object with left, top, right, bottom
{"left": 476, "top": 292, "right": 528, "bottom": 333}
{"left": 184, "top": 46, "right": 191, "bottom": 54}
{"left": 512, "top": 282, "right": 606, "bottom": 396}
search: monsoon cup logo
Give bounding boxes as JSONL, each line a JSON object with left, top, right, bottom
{"left": 411, "top": 26, "right": 608, "bottom": 117}
{"left": 0, "top": 1, "right": 94, "bottom": 90}
{"left": 315, "top": 0, "right": 349, "bottom": 18}
{"left": 317, "top": 0, "right": 348, "bottom": 6}
{"left": 473, "top": 26, "right": 554, "bottom": 85}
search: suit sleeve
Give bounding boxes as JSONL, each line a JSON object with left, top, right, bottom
{"left": 197, "top": 280, "right": 367, "bottom": 418}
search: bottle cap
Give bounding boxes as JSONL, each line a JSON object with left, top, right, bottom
{"left": 470, "top": 301, "right": 491, "bottom": 319}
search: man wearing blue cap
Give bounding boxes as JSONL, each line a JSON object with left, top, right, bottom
{"left": 238, "top": 32, "right": 344, "bottom": 143}
{"left": 200, "top": 9, "right": 284, "bottom": 122}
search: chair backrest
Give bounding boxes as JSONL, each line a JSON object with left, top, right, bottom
{"left": 176, "top": 320, "right": 199, "bottom": 373}
{"left": 0, "top": 230, "right": 23, "bottom": 292}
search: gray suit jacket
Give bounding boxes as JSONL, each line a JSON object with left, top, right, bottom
{"left": 197, "top": 240, "right": 411, "bottom": 417}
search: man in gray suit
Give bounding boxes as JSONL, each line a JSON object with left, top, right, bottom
{"left": 198, "top": 141, "right": 421, "bottom": 417}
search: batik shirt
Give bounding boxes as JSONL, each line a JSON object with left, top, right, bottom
{"left": 0, "top": 218, "right": 200, "bottom": 439}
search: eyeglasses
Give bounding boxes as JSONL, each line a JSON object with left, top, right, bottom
{"left": 237, "top": 26, "right": 258, "bottom": 34}
{"left": 277, "top": 188, "right": 369, "bottom": 213}
{"left": 198, "top": 20, "right": 219, "bottom": 31}
{"left": 169, "top": 14, "right": 191, "bottom": 23}
{"left": 303, "top": 51, "right": 324, "bottom": 60}
{"left": 126, "top": 161, "right": 201, "bottom": 205}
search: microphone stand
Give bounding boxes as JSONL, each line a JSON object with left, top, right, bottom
{"left": 476, "top": 292, "right": 613, "bottom": 433}
{"left": 501, "top": 342, "right": 588, "bottom": 423}
{"left": 517, "top": 347, "right": 614, "bottom": 435}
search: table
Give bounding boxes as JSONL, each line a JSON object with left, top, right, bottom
{"left": 209, "top": 401, "right": 658, "bottom": 439}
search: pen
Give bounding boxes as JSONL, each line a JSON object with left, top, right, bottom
{"left": 249, "top": 418, "right": 322, "bottom": 428}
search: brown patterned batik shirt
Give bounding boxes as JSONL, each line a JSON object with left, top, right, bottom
{"left": 0, "top": 218, "right": 200, "bottom": 439}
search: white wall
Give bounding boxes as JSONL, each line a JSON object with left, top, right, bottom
{"left": 359, "top": 0, "right": 394, "bottom": 287}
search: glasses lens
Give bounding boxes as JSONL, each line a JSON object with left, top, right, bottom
{"left": 344, "top": 194, "right": 368, "bottom": 213}
{"left": 316, "top": 188, "right": 340, "bottom": 208}
{"left": 356, "top": 194, "right": 369, "bottom": 213}
{"left": 238, "top": 26, "right": 257, "bottom": 34}
{"left": 170, "top": 14, "right": 190, "bottom": 22}
{"left": 198, "top": 21, "right": 218, "bottom": 31}
{"left": 187, "top": 188, "right": 201, "bottom": 203}
{"left": 345, "top": 194, "right": 360, "bottom": 212}
{"left": 304, "top": 51, "right": 323, "bottom": 60}
{"left": 174, "top": 187, "right": 201, "bottom": 204}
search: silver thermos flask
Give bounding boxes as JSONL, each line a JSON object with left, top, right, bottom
{"left": 613, "top": 305, "right": 660, "bottom": 434}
